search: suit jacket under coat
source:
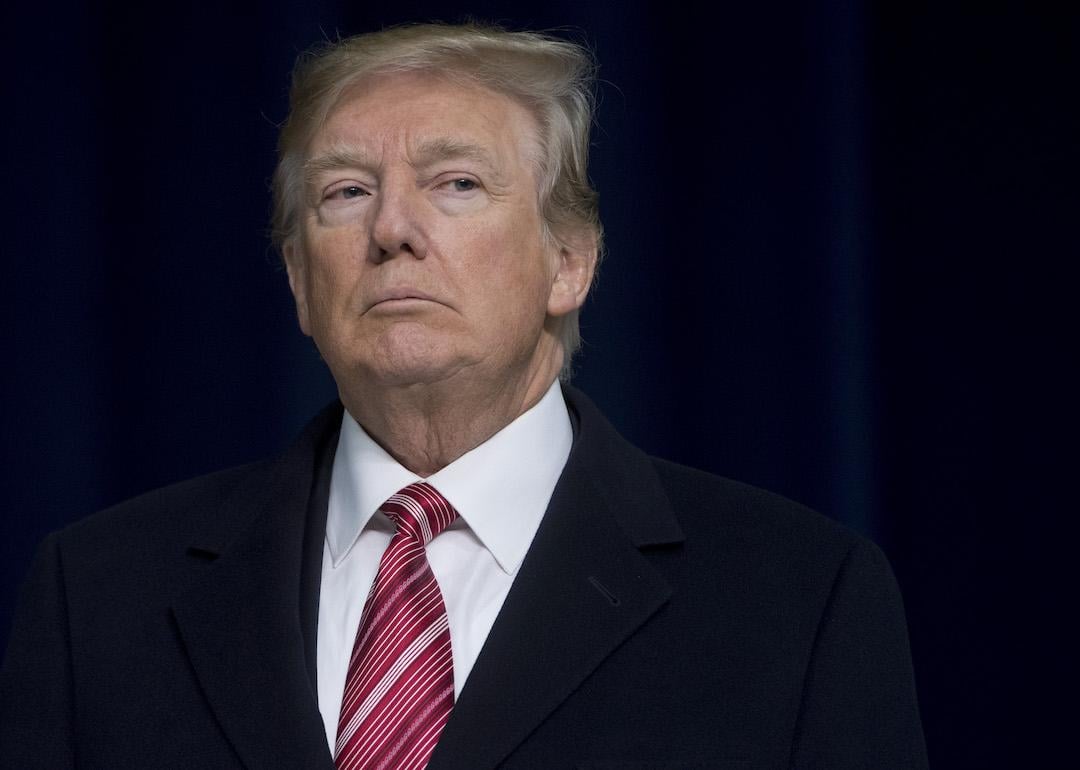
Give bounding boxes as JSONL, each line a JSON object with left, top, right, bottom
{"left": 1, "top": 386, "right": 928, "bottom": 769}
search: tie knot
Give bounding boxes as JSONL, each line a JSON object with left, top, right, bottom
{"left": 379, "top": 482, "right": 458, "bottom": 546}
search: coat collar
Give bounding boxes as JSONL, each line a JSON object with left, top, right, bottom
{"left": 170, "top": 402, "right": 341, "bottom": 770}
{"left": 170, "top": 386, "right": 683, "bottom": 770}
{"left": 428, "top": 385, "right": 684, "bottom": 769}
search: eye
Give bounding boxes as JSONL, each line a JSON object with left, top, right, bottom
{"left": 338, "top": 185, "right": 368, "bottom": 199}
{"left": 323, "top": 183, "right": 369, "bottom": 202}
{"left": 439, "top": 177, "right": 479, "bottom": 193}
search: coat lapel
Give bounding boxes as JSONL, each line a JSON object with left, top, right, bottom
{"left": 168, "top": 389, "right": 679, "bottom": 770}
{"left": 171, "top": 405, "right": 341, "bottom": 770}
{"left": 428, "top": 387, "right": 684, "bottom": 770}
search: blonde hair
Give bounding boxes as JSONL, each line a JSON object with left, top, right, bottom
{"left": 271, "top": 22, "right": 603, "bottom": 374}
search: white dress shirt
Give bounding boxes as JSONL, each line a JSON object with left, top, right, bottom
{"left": 315, "top": 380, "right": 574, "bottom": 753}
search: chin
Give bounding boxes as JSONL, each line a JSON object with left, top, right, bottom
{"left": 358, "top": 329, "right": 474, "bottom": 388}
{"left": 367, "top": 357, "right": 466, "bottom": 387}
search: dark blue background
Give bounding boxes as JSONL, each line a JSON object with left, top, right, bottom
{"left": 2, "top": 1, "right": 1075, "bottom": 766}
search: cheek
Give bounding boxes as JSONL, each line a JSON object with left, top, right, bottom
{"left": 304, "top": 233, "right": 363, "bottom": 302}
{"left": 483, "top": 241, "right": 554, "bottom": 326}
{"left": 480, "top": 214, "right": 550, "bottom": 279}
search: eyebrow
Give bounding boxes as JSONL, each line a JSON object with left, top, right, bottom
{"left": 411, "top": 138, "right": 498, "bottom": 171}
{"left": 303, "top": 137, "right": 501, "bottom": 185}
{"left": 303, "top": 146, "right": 377, "bottom": 185}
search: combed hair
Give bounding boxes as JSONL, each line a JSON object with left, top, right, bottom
{"left": 271, "top": 22, "right": 603, "bottom": 377}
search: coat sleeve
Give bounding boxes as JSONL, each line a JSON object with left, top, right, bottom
{"left": 789, "top": 538, "right": 929, "bottom": 769}
{"left": 0, "top": 532, "right": 77, "bottom": 768}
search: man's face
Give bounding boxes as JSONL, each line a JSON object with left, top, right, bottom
{"left": 285, "top": 72, "right": 585, "bottom": 393}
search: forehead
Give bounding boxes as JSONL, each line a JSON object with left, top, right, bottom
{"left": 309, "top": 71, "right": 542, "bottom": 173}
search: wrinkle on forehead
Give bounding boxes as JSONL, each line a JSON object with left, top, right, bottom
{"left": 304, "top": 72, "right": 543, "bottom": 193}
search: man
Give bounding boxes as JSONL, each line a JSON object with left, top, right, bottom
{"left": 1, "top": 23, "right": 928, "bottom": 769}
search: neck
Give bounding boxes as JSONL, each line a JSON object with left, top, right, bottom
{"left": 341, "top": 346, "right": 563, "bottom": 477}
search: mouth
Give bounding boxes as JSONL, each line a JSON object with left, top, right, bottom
{"left": 365, "top": 288, "right": 443, "bottom": 312}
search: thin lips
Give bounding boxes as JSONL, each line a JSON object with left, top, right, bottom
{"left": 366, "top": 288, "right": 441, "bottom": 309}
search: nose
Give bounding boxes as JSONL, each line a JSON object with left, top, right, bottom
{"left": 368, "top": 183, "right": 426, "bottom": 263}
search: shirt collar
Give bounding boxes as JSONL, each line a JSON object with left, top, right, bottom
{"left": 326, "top": 380, "right": 573, "bottom": 574}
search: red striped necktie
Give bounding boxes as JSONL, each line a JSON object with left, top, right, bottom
{"left": 334, "top": 482, "right": 458, "bottom": 770}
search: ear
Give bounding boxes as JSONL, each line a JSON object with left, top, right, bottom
{"left": 282, "top": 240, "right": 312, "bottom": 337}
{"left": 546, "top": 232, "right": 598, "bottom": 318}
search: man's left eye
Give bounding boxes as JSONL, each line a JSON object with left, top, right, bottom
{"left": 448, "top": 178, "right": 477, "bottom": 192}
